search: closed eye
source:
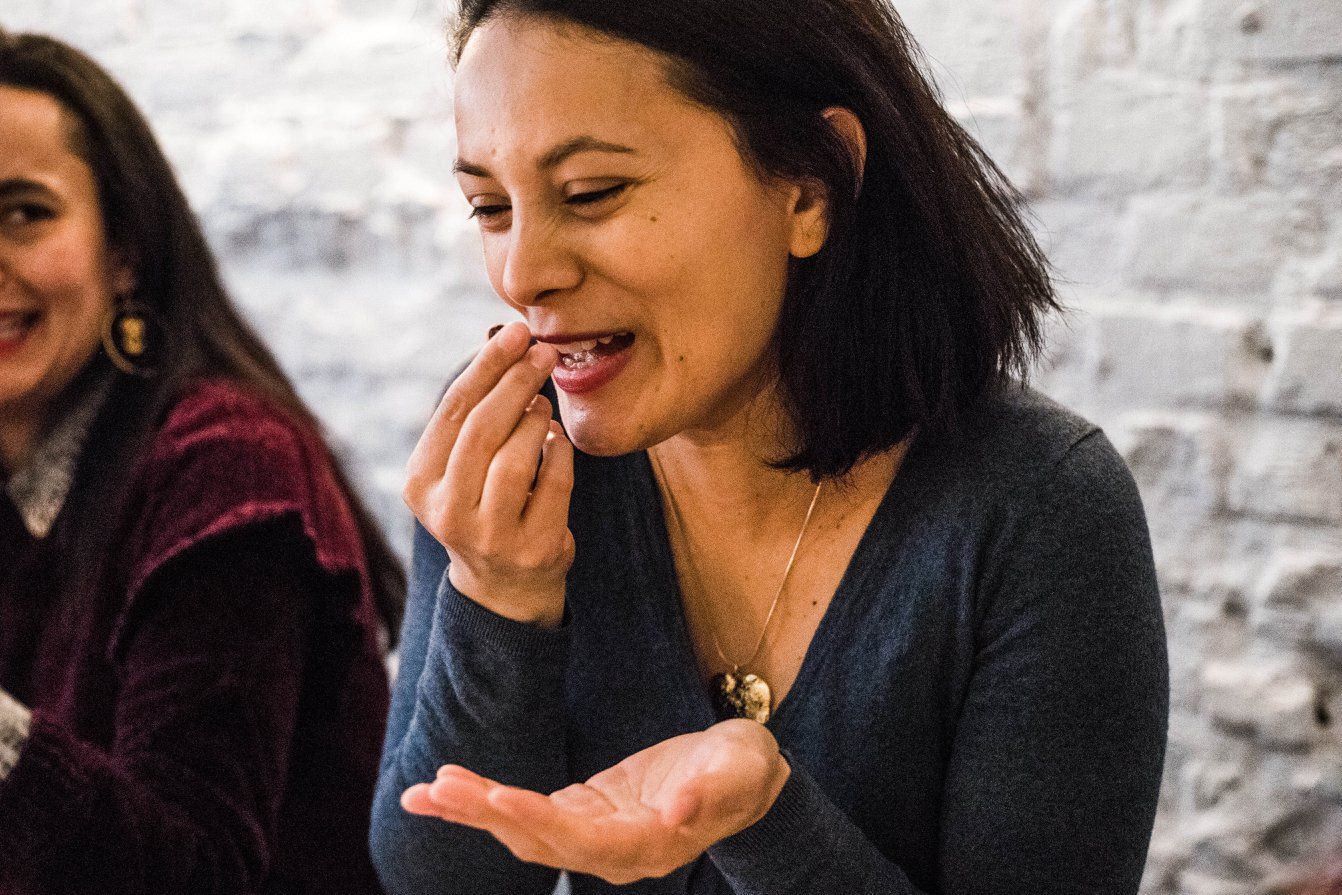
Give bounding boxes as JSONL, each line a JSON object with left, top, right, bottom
{"left": 1, "top": 203, "right": 56, "bottom": 227}
{"left": 466, "top": 183, "right": 630, "bottom": 226}
{"left": 566, "top": 183, "right": 627, "bottom": 206}
{"left": 468, "top": 202, "right": 510, "bottom": 223}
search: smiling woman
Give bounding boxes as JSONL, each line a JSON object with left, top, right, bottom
{"left": 0, "top": 130, "right": 130, "bottom": 416}
{"left": 370, "top": 2, "right": 1169, "bottom": 894}
{"left": 0, "top": 30, "right": 404, "bottom": 894}
{"left": 448, "top": 21, "right": 834, "bottom": 457}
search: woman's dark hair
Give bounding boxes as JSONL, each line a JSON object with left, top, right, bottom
{"left": 0, "top": 31, "right": 405, "bottom": 641}
{"left": 453, "top": 0, "right": 1061, "bottom": 479}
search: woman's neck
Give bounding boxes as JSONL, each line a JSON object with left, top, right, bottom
{"left": 650, "top": 387, "right": 811, "bottom": 531}
{"left": 647, "top": 384, "right": 911, "bottom": 539}
{"left": 0, "top": 359, "right": 111, "bottom": 475}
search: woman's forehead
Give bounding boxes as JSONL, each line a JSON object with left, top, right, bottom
{"left": 453, "top": 15, "right": 695, "bottom": 162}
{"left": 0, "top": 86, "right": 88, "bottom": 194}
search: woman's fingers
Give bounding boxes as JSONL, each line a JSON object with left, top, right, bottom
{"left": 409, "top": 768, "right": 694, "bottom": 883}
{"left": 441, "top": 342, "right": 558, "bottom": 511}
{"left": 404, "top": 322, "right": 573, "bottom": 624}
{"left": 404, "top": 322, "right": 532, "bottom": 498}
{"left": 523, "top": 421, "right": 575, "bottom": 540}
{"left": 489, "top": 788, "right": 620, "bottom": 869}
{"left": 423, "top": 773, "right": 564, "bottom": 867}
{"left": 479, "top": 394, "right": 553, "bottom": 520}
{"left": 491, "top": 788, "right": 652, "bottom": 868}
{"left": 400, "top": 783, "right": 440, "bottom": 815}
{"left": 404, "top": 784, "right": 560, "bottom": 868}
{"left": 547, "top": 782, "right": 618, "bottom": 819}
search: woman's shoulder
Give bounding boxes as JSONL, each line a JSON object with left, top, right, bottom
{"left": 892, "top": 386, "right": 1156, "bottom": 619}
{"left": 912, "top": 383, "right": 1133, "bottom": 518}
{"left": 963, "top": 383, "right": 1100, "bottom": 473}
{"left": 137, "top": 377, "right": 344, "bottom": 522}
{"left": 121, "top": 377, "right": 368, "bottom": 602}
{"left": 153, "top": 378, "right": 311, "bottom": 454}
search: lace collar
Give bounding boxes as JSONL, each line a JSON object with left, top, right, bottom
{"left": 4, "top": 371, "right": 116, "bottom": 539}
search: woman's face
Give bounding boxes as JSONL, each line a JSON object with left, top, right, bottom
{"left": 453, "top": 15, "right": 828, "bottom": 456}
{"left": 0, "top": 86, "right": 132, "bottom": 426}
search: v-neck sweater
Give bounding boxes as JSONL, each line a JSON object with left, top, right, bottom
{"left": 370, "top": 384, "right": 1169, "bottom": 895}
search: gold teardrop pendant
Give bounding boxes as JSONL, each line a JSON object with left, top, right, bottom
{"left": 711, "top": 670, "right": 772, "bottom": 724}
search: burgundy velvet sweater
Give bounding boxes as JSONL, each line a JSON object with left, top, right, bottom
{"left": 0, "top": 379, "right": 391, "bottom": 894}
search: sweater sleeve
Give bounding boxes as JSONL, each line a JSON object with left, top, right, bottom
{"left": 708, "top": 430, "right": 1168, "bottom": 895}
{"left": 370, "top": 521, "right": 571, "bottom": 895}
{"left": 0, "top": 521, "right": 318, "bottom": 895}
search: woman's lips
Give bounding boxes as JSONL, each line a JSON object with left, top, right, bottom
{"left": 0, "top": 311, "right": 39, "bottom": 359}
{"left": 547, "top": 332, "right": 635, "bottom": 395}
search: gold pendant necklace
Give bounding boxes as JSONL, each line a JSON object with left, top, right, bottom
{"left": 650, "top": 449, "right": 824, "bottom": 724}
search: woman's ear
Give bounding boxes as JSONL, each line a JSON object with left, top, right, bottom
{"left": 823, "top": 106, "right": 867, "bottom": 192}
{"left": 786, "top": 106, "right": 868, "bottom": 259}
{"left": 109, "top": 247, "right": 137, "bottom": 297}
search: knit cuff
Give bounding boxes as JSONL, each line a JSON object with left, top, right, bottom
{"left": 0, "top": 688, "right": 31, "bottom": 781}
{"left": 708, "top": 756, "right": 839, "bottom": 893}
{"left": 410, "top": 571, "right": 573, "bottom": 743}
{"left": 435, "top": 571, "right": 571, "bottom": 662}
{"left": 0, "top": 714, "right": 101, "bottom": 891}
{"left": 713, "top": 756, "right": 818, "bottom": 850}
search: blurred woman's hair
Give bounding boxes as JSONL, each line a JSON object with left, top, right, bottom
{"left": 0, "top": 30, "right": 406, "bottom": 640}
{"left": 453, "top": 0, "right": 1061, "bottom": 478}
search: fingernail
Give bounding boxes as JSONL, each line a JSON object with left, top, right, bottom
{"left": 489, "top": 323, "right": 538, "bottom": 346}
{"left": 528, "top": 343, "right": 556, "bottom": 371}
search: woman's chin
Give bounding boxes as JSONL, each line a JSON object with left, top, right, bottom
{"left": 557, "top": 406, "right": 651, "bottom": 458}
{"left": 563, "top": 422, "right": 640, "bottom": 458}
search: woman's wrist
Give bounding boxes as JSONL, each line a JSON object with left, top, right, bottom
{"left": 0, "top": 687, "right": 32, "bottom": 781}
{"left": 447, "top": 564, "right": 566, "bottom": 629}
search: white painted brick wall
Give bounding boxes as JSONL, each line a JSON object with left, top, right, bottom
{"left": 6, "top": 1, "right": 1340, "bottom": 892}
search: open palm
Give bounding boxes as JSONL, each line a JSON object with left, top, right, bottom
{"left": 402, "top": 718, "right": 790, "bottom": 885}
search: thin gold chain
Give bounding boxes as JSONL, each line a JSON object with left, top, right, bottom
{"left": 649, "top": 448, "right": 824, "bottom": 674}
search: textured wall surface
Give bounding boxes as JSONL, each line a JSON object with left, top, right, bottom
{"left": 5, "top": 1, "right": 1340, "bottom": 892}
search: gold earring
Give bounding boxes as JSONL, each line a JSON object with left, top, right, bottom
{"left": 102, "top": 299, "right": 161, "bottom": 377}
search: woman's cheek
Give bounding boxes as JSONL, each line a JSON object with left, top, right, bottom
{"left": 481, "top": 242, "right": 512, "bottom": 305}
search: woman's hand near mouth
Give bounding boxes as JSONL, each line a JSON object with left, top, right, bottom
{"left": 404, "top": 321, "right": 575, "bottom": 628}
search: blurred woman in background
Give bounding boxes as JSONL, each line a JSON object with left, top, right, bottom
{"left": 0, "top": 30, "right": 402, "bottom": 894}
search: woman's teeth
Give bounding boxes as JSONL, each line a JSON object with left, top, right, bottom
{"left": 556, "top": 338, "right": 600, "bottom": 354}
{"left": 552, "top": 332, "right": 630, "bottom": 368}
{"left": 552, "top": 333, "right": 622, "bottom": 355}
{"left": 561, "top": 350, "right": 598, "bottom": 369}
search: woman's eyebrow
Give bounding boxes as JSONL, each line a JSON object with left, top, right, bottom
{"left": 0, "top": 177, "right": 59, "bottom": 200}
{"left": 453, "top": 135, "right": 639, "bottom": 177}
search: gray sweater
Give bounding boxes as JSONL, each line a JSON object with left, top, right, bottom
{"left": 370, "top": 384, "right": 1169, "bottom": 894}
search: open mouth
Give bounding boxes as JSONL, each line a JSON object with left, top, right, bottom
{"left": 540, "top": 331, "right": 637, "bottom": 395}
{"left": 549, "top": 331, "right": 635, "bottom": 370}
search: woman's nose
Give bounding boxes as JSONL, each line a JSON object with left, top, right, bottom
{"left": 500, "top": 212, "right": 582, "bottom": 307}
